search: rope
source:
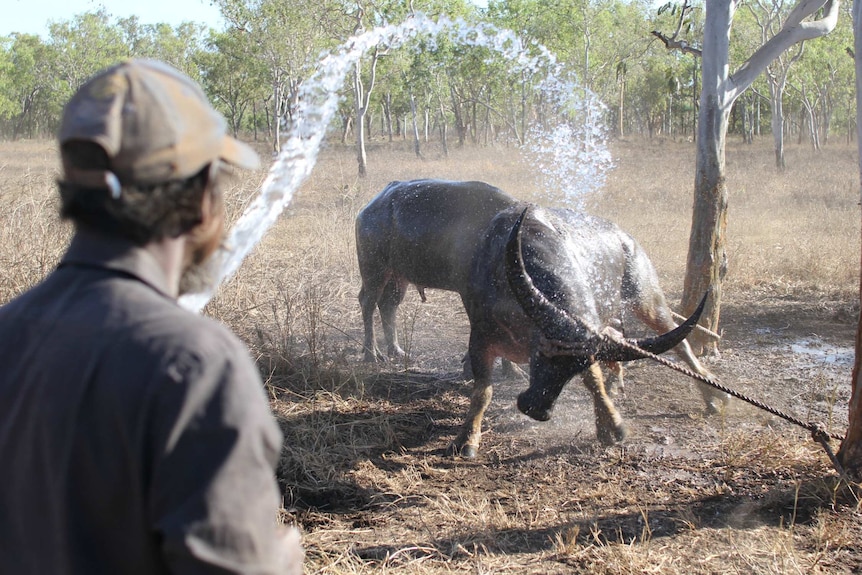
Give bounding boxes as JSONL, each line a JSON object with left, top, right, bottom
{"left": 606, "top": 334, "right": 846, "bottom": 442}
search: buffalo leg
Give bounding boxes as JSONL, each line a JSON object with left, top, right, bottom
{"left": 450, "top": 340, "right": 495, "bottom": 458}
{"left": 501, "top": 359, "right": 528, "bottom": 380}
{"left": 358, "top": 270, "right": 390, "bottom": 362}
{"left": 581, "top": 363, "right": 627, "bottom": 445}
{"left": 672, "top": 340, "right": 729, "bottom": 414}
{"left": 603, "top": 361, "right": 625, "bottom": 397}
{"left": 378, "top": 278, "right": 408, "bottom": 359}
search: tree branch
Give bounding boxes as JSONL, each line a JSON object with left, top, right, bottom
{"left": 730, "top": 0, "right": 840, "bottom": 98}
{"left": 652, "top": 0, "right": 703, "bottom": 57}
{"left": 651, "top": 30, "right": 703, "bottom": 57}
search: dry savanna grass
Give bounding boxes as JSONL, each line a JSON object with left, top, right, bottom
{"left": 2, "top": 135, "right": 861, "bottom": 574}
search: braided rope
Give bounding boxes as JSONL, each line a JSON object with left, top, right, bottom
{"left": 606, "top": 334, "right": 846, "bottom": 442}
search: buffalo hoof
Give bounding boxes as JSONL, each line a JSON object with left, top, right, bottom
{"left": 446, "top": 442, "right": 478, "bottom": 459}
{"left": 596, "top": 424, "right": 627, "bottom": 446}
{"left": 388, "top": 345, "right": 407, "bottom": 360}
{"left": 703, "top": 391, "right": 730, "bottom": 415}
{"left": 461, "top": 364, "right": 473, "bottom": 381}
{"left": 517, "top": 393, "right": 551, "bottom": 422}
{"left": 363, "top": 349, "right": 385, "bottom": 363}
{"left": 460, "top": 444, "right": 479, "bottom": 459}
{"left": 705, "top": 400, "right": 724, "bottom": 415}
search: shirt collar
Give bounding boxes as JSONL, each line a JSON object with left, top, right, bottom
{"left": 59, "top": 230, "right": 176, "bottom": 299}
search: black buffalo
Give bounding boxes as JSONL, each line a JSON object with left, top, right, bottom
{"left": 356, "top": 181, "right": 728, "bottom": 457}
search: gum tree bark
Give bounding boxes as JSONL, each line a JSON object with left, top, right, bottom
{"left": 837, "top": 0, "right": 862, "bottom": 478}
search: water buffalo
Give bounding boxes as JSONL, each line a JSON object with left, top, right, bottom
{"left": 451, "top": 204, "right": 728, "bottom": 456}
{"left": 356, "top": 179, "right": 518, "bottom": 363}
{"left": 356, "top": 180, "right": 728, "bottom": 457}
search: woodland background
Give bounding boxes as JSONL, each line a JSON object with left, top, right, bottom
{"left": 0, "top": 0, "right": 855, "bottom": 155}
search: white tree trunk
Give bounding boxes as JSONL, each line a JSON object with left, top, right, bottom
{"left": 354, "top": 62, "right": 367, "bottom": 177}
{"left": 837, "top": 0, "right": 862, "bottom": 476}
{"left": 769, "top": 78, "right": 787, "bottom": 170}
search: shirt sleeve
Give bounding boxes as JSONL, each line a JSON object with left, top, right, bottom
{"left": 146, "top": 337, "right": 289, "bottom": 575}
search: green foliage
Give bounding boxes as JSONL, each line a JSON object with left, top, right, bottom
{"left": 0, "top": 0, "right": 855, "bottom": 143}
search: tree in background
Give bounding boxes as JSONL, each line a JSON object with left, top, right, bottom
{"left": 837, "top": 0, "right": 862, "bottom": 479}
{"left": 740, "top": 0, "right": 805, "bottom": 169}
{"left": 118, "top": 18, "right": 208, "bottom": 80}
{"left": 0, "top": 10, "right": 212, "bottom": 140}
{"left": 0, "top": 2, "right": 857, "bottom": 145}
{"left": 214, "top": 0, "right": 333, "bottom": 153}
{"left": 48, "top": 10, "right": 129, "bottom": 99}
{"left": 656, "top": 0, "right": 840, "bottom": 355}
{"left": 0, "top": 34, "right": 55, "bottom": 138}
{"left": 197, "top": 28, "right": 269, "bottom": 137}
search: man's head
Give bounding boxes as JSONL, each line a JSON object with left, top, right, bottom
{"left": 57, "top": 59, "right": 260, "bottom": 249}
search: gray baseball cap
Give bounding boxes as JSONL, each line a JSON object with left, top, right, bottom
{"left": 59, "top": 58, "right": 259, "bottom": 189}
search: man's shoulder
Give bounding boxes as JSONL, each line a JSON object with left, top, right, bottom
{"left": 133, "top": 300, "right": 252, "bottom": 365}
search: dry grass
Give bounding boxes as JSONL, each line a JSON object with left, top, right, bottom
{"left": 2, "top": 135, "right": 861, "bottom": 574}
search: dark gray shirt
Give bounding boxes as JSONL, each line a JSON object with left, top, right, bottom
{"left": 0, "top": 231, "right": 286, "bottom": 574}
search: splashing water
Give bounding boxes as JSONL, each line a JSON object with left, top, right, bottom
{"left": 179, "top": 12, "right": 612, "bottom": 313}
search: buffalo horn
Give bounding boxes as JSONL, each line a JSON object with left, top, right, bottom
{"left": 595, "top": 291, "right": 709, "bottom": 362}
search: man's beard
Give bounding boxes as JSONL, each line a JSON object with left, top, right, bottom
{"left": 178, "top": 258, "right": 218, "bottom": 296}
{"left": 178, "top": 238, "right": 224, "bottom": 297}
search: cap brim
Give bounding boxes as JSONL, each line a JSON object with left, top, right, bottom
{"left": 220, "top": 136, "right": 260, "bottom": 170}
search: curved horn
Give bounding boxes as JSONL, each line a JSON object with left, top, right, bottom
{"left": 504, "top": 206, "right": 596, "bottom": 343}
{"left": 595, "top": 290, "right": 710, "bottom": 362}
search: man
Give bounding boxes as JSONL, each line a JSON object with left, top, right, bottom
{"left": 0, "top": 59, "right": 303, "bottom": 574}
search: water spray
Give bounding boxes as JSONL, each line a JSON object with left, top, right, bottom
{"left": 179, "top": 13, "right": 613, "bottom": 312}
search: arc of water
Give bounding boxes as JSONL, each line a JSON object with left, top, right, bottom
{"left": 179, "top": 13, "right": 611, "bottom": 313}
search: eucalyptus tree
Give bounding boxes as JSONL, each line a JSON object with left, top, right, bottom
{"left": 651, "top": 0, "right": 704, "bottom": 137}
{"left": 197, "top": 28, "right": 270, "bottom": 137}
{"left": 740, "top": 0, "right": 808, "bottom": 168}
{"left": 342, "top": 0, "right": 478, "bottom": 176}
{"left": 655, "top": 0, "right": 840, "bottom": 354}
{"left": 214, "top": 0, "right": 334, "bottom": 153}
{"left": 0, "top": 34, "right": 56, "bottom": 138}
{"left": 378, "top": 41, "right": 426, "bottom": 155}
{"left": 785, "top": 8, "right": 854, "bottom": 147}
{"left": 118, "top": 18, "right": 209, "bottom": 80}
{"left": 404, "top": 32, "right": 468, "bottom": 154}
{"left": 838, "top": 0, "right": 862, "bottom": 480}
{"left": 592, "top": 0, "right": 664, "bottom": 136}
{"left": 488, "top": 0, "right": 658, "bottom": 139}
{"left": 344, "top": 1, "right": 387, "bottom": 177}
{"left": 0, "top": 39, "right": 13, "bottom": 129}
{"left": 48, "top": 9, "right": 130, "bottom": 100}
